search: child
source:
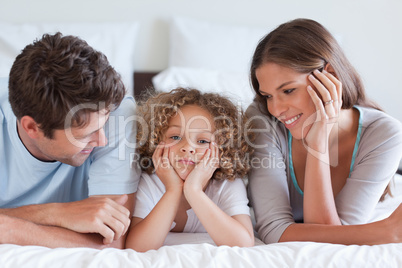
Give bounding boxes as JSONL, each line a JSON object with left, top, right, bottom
{"left": 126, "top": 88, "right": 254, "bottom": 251}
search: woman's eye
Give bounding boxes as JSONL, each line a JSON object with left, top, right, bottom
{"left": 284, "top": 88, "right": 296, "bottom": 94}
{"left": 171, "top": 136, "right": 181, "bottom": 140}
{"left": 263, "top": 95, "right": 272, "bottom": 100}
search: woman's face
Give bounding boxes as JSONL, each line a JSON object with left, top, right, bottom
{"left": 255, "top": 62, "right": 317, "bottom": 140}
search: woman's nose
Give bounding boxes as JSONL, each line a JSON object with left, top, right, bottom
{"left": 269, "top": 99, "right": 287, "bottom": 118}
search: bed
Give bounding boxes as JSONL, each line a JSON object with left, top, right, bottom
{"left": 1, "top": 17, "right": 402, "bottom": 267}
{"left": 1, "top": 175, "right": 402, "bottom": 267}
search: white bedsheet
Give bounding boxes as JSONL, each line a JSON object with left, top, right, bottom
{"left": 1, "top": 236, "right": 402, "bottom": 268}
{"left": 1, "top": 175, "right": 401, "bottom": 268}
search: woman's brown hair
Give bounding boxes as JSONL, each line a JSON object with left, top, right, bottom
{"left": 250, "top": 18, "right": 381, "bottom": 114}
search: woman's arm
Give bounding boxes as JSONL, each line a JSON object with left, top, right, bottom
{"left": 280, "top": 204, "right": 402, "bottom": 245}
{"left": 302, "top": 70, "right": 343, "bottom": 225}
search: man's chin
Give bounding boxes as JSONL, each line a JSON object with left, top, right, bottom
{"left": 59, "top": 156, "right": 89, "bottom": 167}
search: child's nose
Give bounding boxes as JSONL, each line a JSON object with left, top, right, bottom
{"left": 180, "top": 142, "right": 195, "bottom": 154}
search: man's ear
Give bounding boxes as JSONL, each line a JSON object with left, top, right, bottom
{"left": 19, "top": 116, "right": 41, "bottom": 139}
{"left": 324, "top": 63, "right": 337, "bottom": 78}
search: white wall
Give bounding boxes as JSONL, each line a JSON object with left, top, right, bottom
{"left": 1, "top": 0, "right": 401, "bottom": 121}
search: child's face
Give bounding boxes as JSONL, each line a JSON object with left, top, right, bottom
{"left": 163, "top": 105, "right": 216, "bottom": 180}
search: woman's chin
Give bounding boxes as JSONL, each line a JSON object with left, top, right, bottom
{"left": 289, "top": 125, "right": 310, "bottom": 141}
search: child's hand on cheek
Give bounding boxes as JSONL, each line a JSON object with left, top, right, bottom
{"left": 152, "top": 142, "right": 183, "bottom": 192}
{"left": 184, "top": 142, "right": 219, "bottom": 193}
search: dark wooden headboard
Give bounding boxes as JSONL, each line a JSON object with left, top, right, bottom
{"left": 133, "top": 71, "right": 159, "bottom": 100}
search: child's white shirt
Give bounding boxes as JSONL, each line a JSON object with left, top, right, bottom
{"left": 133, "top": 172, "right": 250, "bottom": 233}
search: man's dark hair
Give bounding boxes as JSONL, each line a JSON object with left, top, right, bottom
{"left": 9, "top": 32, "right": 126, "bottom": 138}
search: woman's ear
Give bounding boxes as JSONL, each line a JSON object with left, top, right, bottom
{"left": 19, "top": 116, "right": 41, "bottom": 139}
{"left": 324, "top": 63, "right": 337, "bottom": 78}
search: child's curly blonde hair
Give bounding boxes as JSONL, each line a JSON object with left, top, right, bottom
{"left": 136, "top": 87, "right": 254, "bottom": 181}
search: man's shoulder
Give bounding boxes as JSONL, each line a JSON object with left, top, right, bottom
{"left": 0, "top": 77, "right": 10, "bottom": 123}
{"left": 110, "top": 95, "right": 135, "bottom": 117}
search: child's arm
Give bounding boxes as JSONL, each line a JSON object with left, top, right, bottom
{"left": 125, "top": 144, "right": 183, "bottom": 252}
{"left": 183, "top": 143, "right": 254, "bottom": 247}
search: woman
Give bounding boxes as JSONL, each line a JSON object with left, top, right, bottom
{"left": 247, "top": 18, "right": 402, "bottom": 245}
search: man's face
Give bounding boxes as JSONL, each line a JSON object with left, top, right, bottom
{"left": 32, "top": 109, "right": 109, "bottom": 166}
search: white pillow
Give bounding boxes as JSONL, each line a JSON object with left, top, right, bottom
{"left": 0, "top": 22, "right": 139, "bottom": 93}
{"left": 169, "top": 17, "right": 269, "bottom": 73}
{"left": 152, "top": 66, "right": 255, "bottom": 110}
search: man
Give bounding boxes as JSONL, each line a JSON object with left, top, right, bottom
{"left": 0, "top": 32, "right": 139, "bottom": 248}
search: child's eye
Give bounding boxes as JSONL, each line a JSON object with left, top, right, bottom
{"left": 284, "top": 88, "right": 296, "bottom": 94}
{"left": 198, "top": 140, "right": 210, "bottom": 144}
{"left": 170, "top": 136, "right": 181, "bottom": 141}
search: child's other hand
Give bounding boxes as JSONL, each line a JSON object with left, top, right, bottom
{"left": 152, "top": 142, "right": 183, "bottom": 191}
{"left": 184, "top": 142, "right": 219, "bottom": 192}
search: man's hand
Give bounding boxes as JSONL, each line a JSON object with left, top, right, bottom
{"left": 56, "top": 195, "right": 131, "bottom": 244}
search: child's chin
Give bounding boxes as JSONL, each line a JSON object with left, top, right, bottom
{"left": 176, "top": 169, "right": 192, "bottom": 181}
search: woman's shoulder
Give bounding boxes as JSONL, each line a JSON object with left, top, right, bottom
{"left": 357, "top": 106, "right": 402, "bottom": 135}
{"left": 245, "top": 100, "right": 288, "bottom": 147}
{"left": 245, "top": 101, "right": 271, "bottom": 123}
{"left": 356, "top": 106, "right": 402, "bottom": 146}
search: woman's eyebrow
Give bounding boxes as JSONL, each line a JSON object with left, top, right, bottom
{"left": 276, "top": 81, "right": 295, "bottom": 90}
{"left": 259, "top": 81, "right": 296, "bottom": 95}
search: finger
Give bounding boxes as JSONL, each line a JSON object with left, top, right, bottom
{"left": 308, "top": 72, "right": 332, "bottom": 103}
{"left": 313, "top": 69, "right": 338, "bottom": 102}
{"left": 162, "top": 144, "right": 169, "bottom": 161}
{"left": 114, "top": 194, "right": 128, "bottom": 207}
{"left": 307, "top": 86, "right": 326, "bottom": 121}
{"left": 98, "top": 199, "right": 130, "bottom": 237}
{"left": 152, "top": 142, "right": 164, "bottom": 165}
{"left": 309, "top": 71, "right": 336, "bottom": 117}
{"left": 103, "top": 215, "right": 127, "bottom": 241}
{"left": 111, "top": 195, "right": 131, "bottom": 234}
{"left": 99, "top": 224, "right": 116, "bottom": 245}
{"left": 203, "top": 148, "right": 211, "bottom": 163}
{"left": 210, "top": 142, "right": 219, "bottom": 168}
{"left": 323, "top": 70, "right": 343, "bottom": 109}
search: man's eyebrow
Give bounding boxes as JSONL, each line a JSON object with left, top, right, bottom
{"left": 75, "top": 114, "right": 110, "bottom": 138}
{"left": 74, "top": 126, "right": 102, "bottom": 139}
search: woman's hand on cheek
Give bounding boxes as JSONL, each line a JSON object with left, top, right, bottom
{"left": 304, "top": 70, "right": 343, "bottom": 152}
{"left": 184, "top": 142, "right": 219, "bottom": 193}
{"left": 152, "top": 142, "right": 183, "bottom": 192}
